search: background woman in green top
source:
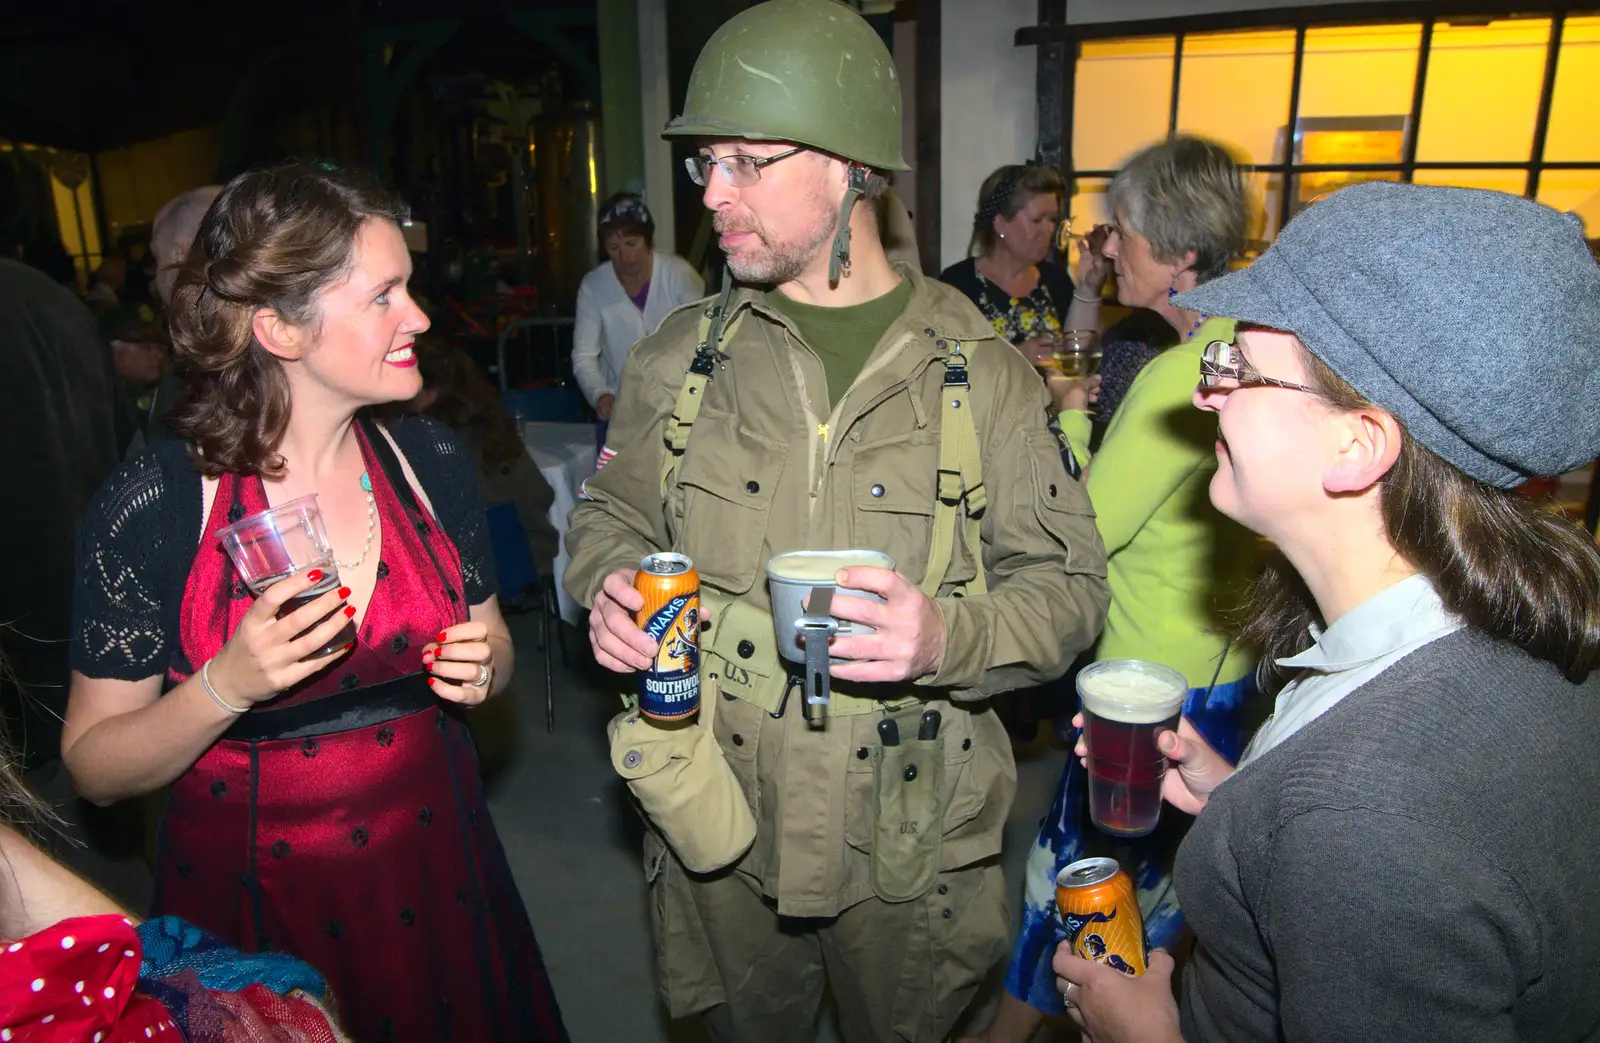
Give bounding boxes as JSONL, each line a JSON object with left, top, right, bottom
{"left": 962, "top": 136, "right": 1258, "bottom": 1043}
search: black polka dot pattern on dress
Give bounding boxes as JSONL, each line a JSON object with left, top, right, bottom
{"left": 418, "top": 807, "right": 433, "bottom": 827}
{"left": 454, "top": 886, "right": 468, "bottom": 906}
{"left": 376, "top": 561, "right": 390, "bottom": 579}
{"left": 399, "top": 907, "right": 416, "bottom": 926}
{"left": 389, "top": 634, "right": 409, "bottom": 655}
{"left": 350, "top": 828, "right": 369, "bottom": 848}
{"left": 176, "top": 861, "right": 194, "bottom": 878}
{"left": 229, "top": 580, "right": 250, "bottom": 600}
{"left": 376, "top": 726, "right": 395, "bottom": 747}
{"left": 301, "top": 738, "right": 318, "bottom": 758}
{"left": 324, "top": 921, "right": 343, "bottom": 939}
{"left": 378, "top": 1019, "right": 395, "bottom": 1037}
{"left": 271, "top": 840, "right": 290, "bottom": 859}
{"left": 210, "top": 780, "right": 226, "bottom": 798}
{"left": 339, "top": 672, "right": 360, "bottom": 691}
{"left": 227, "top": 503, "right": 246, "bottom": 523}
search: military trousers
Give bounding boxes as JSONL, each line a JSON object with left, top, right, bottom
{"left": 644, "top": 832, "right": 1009, "bottom": 1043}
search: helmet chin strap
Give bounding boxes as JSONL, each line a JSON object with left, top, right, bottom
{"left": 829, "top": 165, "right": 871, "bottom": 286}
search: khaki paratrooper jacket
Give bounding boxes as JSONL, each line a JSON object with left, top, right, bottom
{"left": 565, "top": 265, "right": 1109, "bottom": 917}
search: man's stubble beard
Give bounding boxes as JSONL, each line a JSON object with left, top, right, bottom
{"left": 718, "top": 194, "right": 836, "bottom": 286}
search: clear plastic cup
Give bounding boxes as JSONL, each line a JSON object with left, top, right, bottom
{"left": 215, "top": 495, "right": 355, "bottom": 661}
{"left": 1078, "top": 659, "right": 1188, "bottom": 838}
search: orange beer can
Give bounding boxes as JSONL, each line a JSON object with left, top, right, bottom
{"left": 633, "top": 553, "right": 701, "bottom": 721}
{"left": 1055, "top": 857, "right": 1148, "bottom": 975}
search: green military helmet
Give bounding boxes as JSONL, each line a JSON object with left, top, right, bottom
{"left": 664, "top": 0, "right": 908, "bottom": 173}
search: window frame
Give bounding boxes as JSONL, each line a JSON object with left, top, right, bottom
{"left": 1018, "top": 3, "right": 1599, "bottom": 238}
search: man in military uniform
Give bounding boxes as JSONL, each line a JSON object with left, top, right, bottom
{"left": 564, "top": 2, "right": 1109, "bottom": 1040}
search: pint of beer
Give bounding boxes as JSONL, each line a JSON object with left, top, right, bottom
{"left": 1077, "top": 659, "right": 1187, "bottom": 838}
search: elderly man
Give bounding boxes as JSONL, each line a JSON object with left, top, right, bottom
{"left": 564, "top": 2, "right": 1109, "bottom": 1041}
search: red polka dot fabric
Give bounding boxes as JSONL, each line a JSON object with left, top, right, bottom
{"left": 0, "top": 915, "right": 172, "bottom": 1040}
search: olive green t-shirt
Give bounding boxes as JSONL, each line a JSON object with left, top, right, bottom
{"left": 765, "top": 277, "right": 913, "bottom": 411}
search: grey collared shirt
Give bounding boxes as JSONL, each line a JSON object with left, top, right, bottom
{"left": 1239, "top": 573, "right": 1464, "bottom": 767}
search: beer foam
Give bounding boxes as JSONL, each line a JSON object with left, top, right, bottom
{"left": 1079, "top": 668, "right": 1186, "bottom": 724}
{"left": 766, "top": 550, "right": 893, "bottom": 583}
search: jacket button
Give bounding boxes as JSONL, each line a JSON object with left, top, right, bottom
{"left": 856, "top": 746, "right": 869, "bottom": 760}
{"left": 731, "top": 733, "right": 745, "bottom": 747}
{"left": 962, "top": 737, "right": 972, "bottom": 751}
{"left": 737, "top": 640, "right": 755, "bottom": 659}
{"left": 623, "top": 750, "right": 643, "bottom": 769}
{"left": 722, "top": 690, "right": 736, "bottom": 701}
{"left": 938, "top": 884, "right": 949, "bottom": 895}
{"left": 870, "top": 484, "right": 885, "bottom": 498}
{"left": 936, "top": 339, "right": 947, "bottom": 349}
{"left": 924, "top": 327, "right": 935, "bottom": 336}
{"left": 903, "top": 763, "right": 918, "bottom": 782}
{"left": 746, "top": 480, "right": 760, "bottom": 494}
{"left": 1049, "top": 484, "right": 1058, "bottom": 497}
{"left": 942, "top": 908, "right": 953, "bottom": 919}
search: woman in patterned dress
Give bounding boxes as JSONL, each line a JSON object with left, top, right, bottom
{"left": 62, "top": 163, "right": 568, "bottom": 1042}
{"left": 939, "top": 162, "right": 1109, "bottom": 363}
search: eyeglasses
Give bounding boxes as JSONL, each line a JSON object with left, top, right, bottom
{"left": 685, "top": 147, "right": 806, "bottom": 188}
{"left": 1200, "top": 340, "right": 1317, "bottom": 394}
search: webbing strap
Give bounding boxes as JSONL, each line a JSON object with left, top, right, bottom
{"left": 920, "top": 344, "right": 988, "bottom": 598}
{"left": 661, "top": 281, "right": 738, "bottom": 492}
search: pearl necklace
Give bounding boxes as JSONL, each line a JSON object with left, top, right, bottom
{"left": 336, "top": 472, "right": 377, "bottom": 570}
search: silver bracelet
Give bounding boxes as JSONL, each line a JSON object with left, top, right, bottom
{"left": 1072, "top": 289, "right": 1102, "bottom": 303}
{"left": 200, "top": 659, "right": 249, "bottom": 715}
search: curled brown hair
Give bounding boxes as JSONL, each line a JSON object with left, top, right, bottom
{"left": 1240, "top": 346, "right": 1600, "bottom": 691}
{"left": 165, "top": 163, "right": 410, "bottom": 477}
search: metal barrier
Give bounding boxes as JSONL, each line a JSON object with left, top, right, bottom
{"left": 495, "top": 316, "right": 576, "bottom": 392}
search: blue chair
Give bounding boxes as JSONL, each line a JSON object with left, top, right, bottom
{"left": 503, "top": 385, "right": 587, "bottom": 425}
{"left": 485, "top": 501, "right": 559, "bottom": 732}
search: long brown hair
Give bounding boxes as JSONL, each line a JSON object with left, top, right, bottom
{"left": 1239, "top": 347, "right": 1600, "bottom": 692}
{"left": 414, "top": 342, "right": 525, "bottom": 476}
{"left": 165, "top": 163, "right": 410, "bottom": 478}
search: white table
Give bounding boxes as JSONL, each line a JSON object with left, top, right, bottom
{"left": 522, "top": 421, "right": 599, "bottom": 624}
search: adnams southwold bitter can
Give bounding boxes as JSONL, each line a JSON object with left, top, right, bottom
{"left": 1055, "top": 856, "right": 1148, "bottom": 975}
{"left": 634, "top": 553, "right": 701, "bottom": 721}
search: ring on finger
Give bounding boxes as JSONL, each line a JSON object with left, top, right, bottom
{"left": 471, "top": 663, "right": 491, "bottom": 688}
{"left": 1062, "top": 983, "right": 1078, "bottom": 1009}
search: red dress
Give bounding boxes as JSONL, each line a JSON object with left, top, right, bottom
{"left": 155, "top": 429, "right": 567, "bottom": 1042}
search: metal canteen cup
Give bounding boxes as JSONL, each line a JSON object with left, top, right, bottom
{"left": 765, "top": 550, "right": 896, "bottom": 724}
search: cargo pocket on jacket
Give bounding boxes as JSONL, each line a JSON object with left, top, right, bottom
{"left": 844, "top": 707, "right": 982, "bottom": 903}
{"left": 869, "top": 738, "right": 946, "bottom": 902}
{"left": 851, "top": 431, "right": 940, "bottom": 583}
{"left": 676, "top": 414, "right": 787, "bottom": 594}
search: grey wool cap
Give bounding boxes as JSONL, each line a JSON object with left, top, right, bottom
{"left": 1175, "top": 180, "right": 1600, "bottom": 488}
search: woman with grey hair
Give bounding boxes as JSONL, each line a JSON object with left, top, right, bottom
{"left": 962, "top": 135, "right": 1257, "bottom": 1043}
{"left": 1052, "top": 134, "right": 1252, "bottom": 426}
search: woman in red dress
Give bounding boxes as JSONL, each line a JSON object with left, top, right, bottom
{"left": 63, "top": 163, "right": 568, "bottom": 1042}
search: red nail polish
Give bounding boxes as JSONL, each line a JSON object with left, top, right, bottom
{"left": 306, "top": 569, "right": 323, "bottom": 583}
{"left": 436, "top": 632, "right": 448, "bottom": 643}
{"left": 427, "top": 677, "right": 435, "bottom": 687}
{"left": 338, "top": 586, "right": 351, "bottom": 599}
{"left": 344, "top": 606, "right": 357, "bottom": 618}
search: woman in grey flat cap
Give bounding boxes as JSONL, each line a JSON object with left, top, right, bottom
{"left": 1050, "top": 180, "right": 1600, "bottom": 1042}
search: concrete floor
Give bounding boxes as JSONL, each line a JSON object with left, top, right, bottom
{"left": 478, "top": 612, "right": 1078, "bottom": 1043}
